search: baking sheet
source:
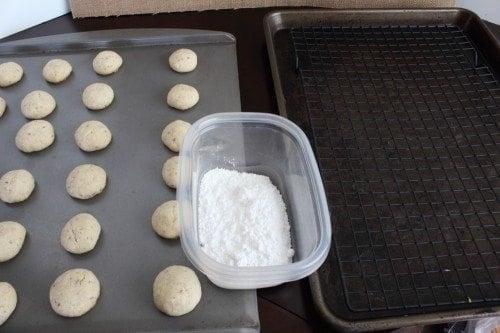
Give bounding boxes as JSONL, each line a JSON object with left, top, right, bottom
{"left": 265, "top": 9, "right": 500, "bottom": 332}
{"left": 0, "top": 29, "right": 259, "bottom": 332}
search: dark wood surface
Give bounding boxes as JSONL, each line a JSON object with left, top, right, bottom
{"left": 3, "top": 8, "right": 498, "bottom": 333}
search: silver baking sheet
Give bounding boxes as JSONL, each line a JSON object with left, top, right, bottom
{"left": 0, "top": 29, "right": 259, "bottom": 332}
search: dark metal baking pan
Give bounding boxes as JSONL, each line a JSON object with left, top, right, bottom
{"left": 0, "top": 29, "right": 259, "bottom": 332}
{"left": 265, "top": 9, "right": 500, "bottom": 331}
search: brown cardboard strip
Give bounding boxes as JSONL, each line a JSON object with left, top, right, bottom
{"left": 69, "top": 0, "right": 455, "bottom": 18}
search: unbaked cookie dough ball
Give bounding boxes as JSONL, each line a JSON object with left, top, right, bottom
{"left": 0, "top": 282, "right": 17, "bottom": 326}
{"left": 93, "top": 50, "right": 123, "bottom": 75}
{"left": 161, "top": 120, "right": 190, "bottom": 153}
{"left": 0, "top": 97, "right": 6, "bottom": 118}
{"left": 0, "top": 221, "right": 26, "bottom": 262}
{"left": 43, "top": 59, "right": 72, "bottom": 83}
{"left": 15, "top": 120, "right": 55, "bottom": 153}
{"left": 0, "top": 169, "right": 35, "bottom": 204}
{"left": 0, "top": 62, "right": 23, "bottom": 87}
{"left": 60, "top": 213, "right": 101, "bottom": 254}
{"left": 49, "top": 268, "right": 100, "bottom": 317}
{"left": 21, "top": 90, "right": 56, "bottom": 119}
{"left": 66, "top": 164, "right": 107, "bottom": 200}
{"left": 74, "top": 120, "right": 112, "bottom": 152}
{"left": 166, "top": 84, "right": 199, "bottom": 111}
{"left": 82, "top": 83, "right": 114, "bottom": 110}
{"left": 169, "top": 48, "right": 197, "bottom": 73}
{"left": 162, "top": 156, "right": 179, "bottom": 189}
{"left": 152, "top": 200, "right": 180, "bottom": 239}
{"left": 153, "top": 265, "right": 201, "bottom": 316}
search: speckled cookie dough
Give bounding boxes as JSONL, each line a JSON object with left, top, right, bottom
{"left": 153, "top": 265, "right": 202, "bottom": 316}
{"left": 74, "top": 120, "right": 112, "bottom": 152}
{"left": 169, "top": 48, "right": 197, "bottom": 73}
{"left": 66, "top": 164, "right": 107, "bottom": 200}
{"left": 166, "top": 84, "right": 199, "bottom": 111}
{"left": 15, "top": 120, "right": 55, "bottom": 153}
{"left": 49, "top": 268, "right": 100, "bottom": 317}
{"left": 21, "top": 90, "right": 56, "bottom": 119}
{"left": 42, "top": 59, "right": 72, "bottom": 83}
{"left": 82, "top": 83, "right": 114, "bottom": 110}
{"left": 151, "top": 200, "right": 180, "bottom": 239}
{"left": 60, "top": 213, "right": 101, "bottom": 254}
{"left": 0, "top": 282, "right": 17, "bottom": 326}
{"left": 0, "top": 221, "right": 26, "bottom": 262}
{"left": 0, "top": 97, "right": 6, "bottom": 118}
{"left": 162, "top": 156, "right": 179, "bottom": 189}
{"left": 93, "top": 50, "right": 123, "bottom": 75}
{"left": 0, "top": 62, "right": 23, "bottom": 87}
{"left": 161, "top": 120, "right": 191, "bottom": 153}
{"left": 0, "top": 169, "right": 35, "bottom": 204}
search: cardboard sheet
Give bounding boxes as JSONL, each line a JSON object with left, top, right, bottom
{"left": 69, "top": 0, "right": 455, "bottom": 18}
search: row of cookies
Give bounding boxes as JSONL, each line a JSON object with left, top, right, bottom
{"left": 152, "top": 49, "right": 202, "bottom": 317}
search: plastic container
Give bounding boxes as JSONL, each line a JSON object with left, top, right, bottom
{"left": 178, "top": 112, "right": 331, "bottom": 289}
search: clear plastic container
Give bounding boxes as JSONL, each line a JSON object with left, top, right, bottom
{"left": 178, "top": 112, "right": 331, "bottom": 289}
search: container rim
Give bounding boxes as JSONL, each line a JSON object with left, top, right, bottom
{"left": 178, "top": 112, "right": 332, "bottom": 289}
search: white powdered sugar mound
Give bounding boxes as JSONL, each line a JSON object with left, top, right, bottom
{"left": 198, "top": 168, "right": 294, "bottom": 267}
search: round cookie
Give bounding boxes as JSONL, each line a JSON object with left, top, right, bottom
{"left": 161, "top": 120, "right": 191, "bottom": 153}
{"left": 74, "top": 120, "right": 112, "bottom": 152}
{"left": 153, "top": 265, "right": 202, "bottom": 316}
{"left": 0, "top": 62, "right": 23, "bottom": 87}
{"left": 166, "top": 84, "right": 199, "bottom": 111}
{"left": 15, "top": 120, "right": 55, "bottom": 153}
{"left": 169, "top": 48, "right": 197, "bottom": 73}
{"left": 60, "top": 213, "right": 101, "bottom": 254}
{"left": 82, "top": 83, "right": 114, "bottom": 110}
{"left": 162, "top": 156, "right": 179, "bottom": 189}
{"left": 0, "top": 282, "right": 17, "bottom": 326}
{"left": 152, "top": 200, "right": 180, "bottom": 239}
{"left": 93, "top": 50, "right": 123, "bottom": 75}
{"left": 49, "top": 268, "right": 100, "bottom": 317}
{"left": 0, "top": 97, "right": 6, "bottom": 118}
{"left": 21, "top": 90, "right": 56, "bottom": 119}
{"left": 0, "top": 221, "right": 26, "bottom": 262}
{"left": 66, "top": 164, "right": 107, "bottom": 200}
{"left": 43, "top": 59, "right": 72, "bottom": 83}
{"left": 0, "top": 169, "right": 35, "bottom": 204}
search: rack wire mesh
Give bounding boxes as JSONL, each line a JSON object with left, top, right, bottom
{"left": 290, "top": 24, "right": 499, "bottom": 316}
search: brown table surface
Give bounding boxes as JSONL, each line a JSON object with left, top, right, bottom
{"left": 2, "top": 7, "right": 499, "bottom": 333}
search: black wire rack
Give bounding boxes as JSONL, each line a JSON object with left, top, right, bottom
{"left": 290, "top": 24, "right": 499, "bottom": 317}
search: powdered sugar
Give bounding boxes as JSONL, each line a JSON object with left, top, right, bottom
{"left": 198, "top": 168, "right": 294, "bottom": 267}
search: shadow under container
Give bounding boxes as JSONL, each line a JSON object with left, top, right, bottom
{"left": 178, "top": 112, "right": 331, "bottom": 289}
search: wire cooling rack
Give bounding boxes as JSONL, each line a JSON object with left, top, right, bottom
{"left": 290, "top": 24, "right": 499, "bottom": 317}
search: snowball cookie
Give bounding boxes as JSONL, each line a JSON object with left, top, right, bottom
{"left": 0, "top": 97, "right": 6, "bottom": 118}
{"left": 152, "top": 200, "right": 180, "bottom": 239}
{"left": 66, "top": 164, "right": 107, "bottom": 200}
{"left": 162, "top": 156, "right": 179, "bottom": 189}
{"left": 153, "top": 265, "right": 202, "bottom": 316}
{"left": 93, "top": 50, "right": 123, "bottom": 75}
{"left": 161, "top": 120, "right": 191, "bottom": 153}
{"left": 0, "top": 221, "right": 26, "bottom": 262}
{"left": 166, "top": 84, "right": 199, "bottom": 111}
{"left": 74, "top": 120, "right": 112, "bottom": 152}
{"left": 169, "top": 48, "right": 197, "bottom": 73}
{"left": 60, "top": 213, "right": 101, "bottom": 254}
{"left": 0, "top": 169, "right": 35, "bottom": 204}
{"left": 49, "top": 268, "right": 100, "bottom": 317}
{"left": 15, "top": 120, "right": 55, "bottom": 153}
{"left": 0, "top": 282, "right": 17, "bottom": 326}
{"left": 82, "top": 83, "right": 114, "bottom": 110}
{"left": 42, "top": 59, "right": 72, "bottom": 83}
{"left": 0, "top": 62, "right": 23, "bottom": 87}
{"left": 21, "top": 90, "right": 56, "bottom": 119}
